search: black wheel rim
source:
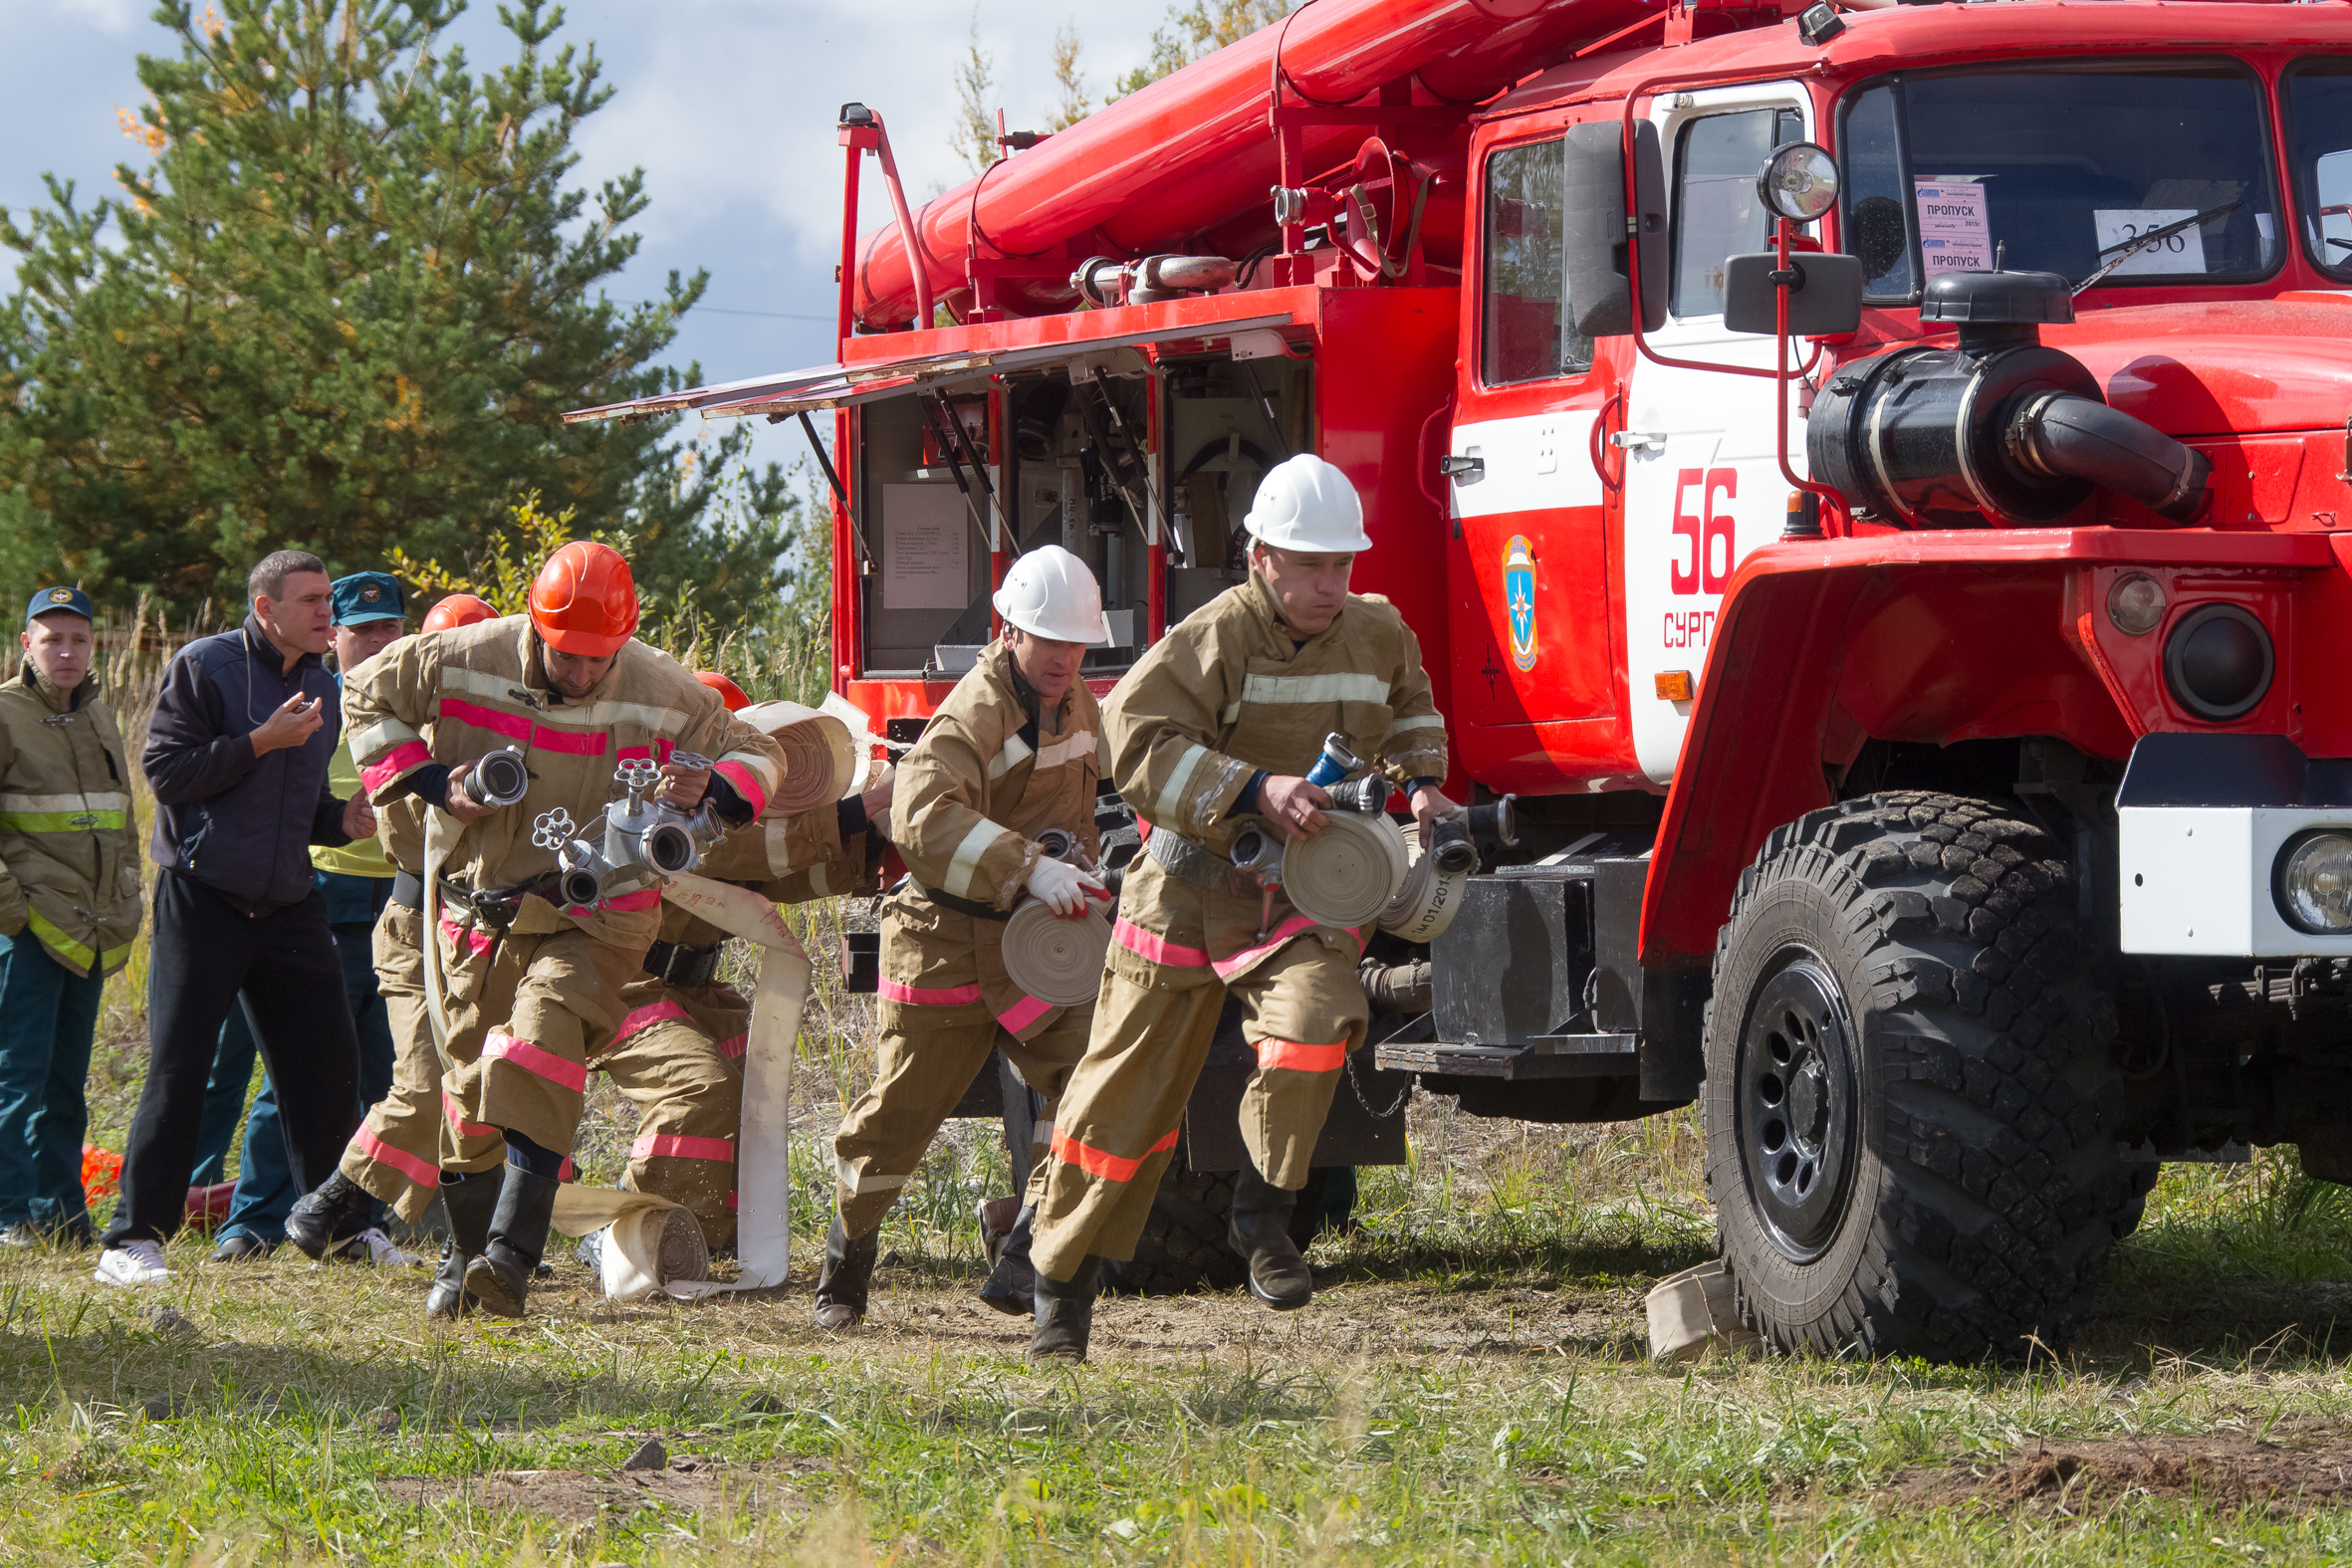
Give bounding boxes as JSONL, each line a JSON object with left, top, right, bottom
{"left": 1736, "top": 953, "right": 1860, "bottom": 1262}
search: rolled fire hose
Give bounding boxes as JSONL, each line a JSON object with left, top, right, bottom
{"left": 1378, "top": 834, "right": 1470, "bottom": 943}
{"left": 1282, "top": 811, "right": 1409, "bottom": 930}
{"left": 546, "top": 872, "right": 813, "bottom": 1299}
{"left": 736, "top": 700, "right": 857, "bottom": 814}
{"left": 1000, "top": 899, "right": 1114, "bottom": 1007}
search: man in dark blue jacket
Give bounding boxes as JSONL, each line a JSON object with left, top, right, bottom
{"left": 95, "top": 551, "right": 377, "bottom": 1288}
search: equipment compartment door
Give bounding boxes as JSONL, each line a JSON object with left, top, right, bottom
{"left": 1619, "top": 84, "right": 1813, "bottom": 785}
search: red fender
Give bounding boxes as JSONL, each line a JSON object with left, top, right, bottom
{"left": 1637, "top": 528, "right": 2340, "bottom": 968}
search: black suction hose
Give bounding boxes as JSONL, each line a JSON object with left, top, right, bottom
{"left": 2007, "top": 392, "right": 2212, "bottom": 524}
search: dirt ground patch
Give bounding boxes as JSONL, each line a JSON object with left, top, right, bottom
{"left": 1887, "top": 1420, "right": 2352, "bottom": 1515}
{"left": 378, "top": 1456, "right": 819, "bottom": 1524}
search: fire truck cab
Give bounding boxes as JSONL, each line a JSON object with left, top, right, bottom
{"left": 573, "top": 0, "right": 2352, "bottom": 1359}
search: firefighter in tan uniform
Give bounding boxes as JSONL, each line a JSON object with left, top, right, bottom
{"left": 813, "top": 546, "right": 1113, "bottom": 1330}
{"left": 1027, "top": 455, "right": 1454, "bottom": 1361}
{"left": 283, "top": 543, "right": 786, "bottom": 1320}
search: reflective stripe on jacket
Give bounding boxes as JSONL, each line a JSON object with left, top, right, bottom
{"left": 0, "top": 666, "right": 141, "bottom": 977}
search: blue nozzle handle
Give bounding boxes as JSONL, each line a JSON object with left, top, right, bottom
{"left": 1304, "top": 732, "right": 1360, "bottom": 789}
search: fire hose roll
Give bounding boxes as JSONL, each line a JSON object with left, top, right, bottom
{"left": 1283, "top": 811, "right": 1410, "bottom": 930}
{"left": 1000, "top": 899, "right": 1114, "bottom": 1007}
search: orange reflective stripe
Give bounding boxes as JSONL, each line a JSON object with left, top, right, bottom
{"left": 1254, "top": 1036, "right": 1347, "bottom": 1073}
{"left": 1051, "top": 1125, "right": 1179, "bottom": 1184}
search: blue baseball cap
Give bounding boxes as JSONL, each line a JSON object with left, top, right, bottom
{"left": 331, "top": 572, "right": 406, "bottom": 626}
{"left": 26, "top": 585, "right": 95, "bottom": 625}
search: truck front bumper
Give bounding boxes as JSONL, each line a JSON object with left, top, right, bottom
{"left": 2117, "top": 734, "right": 2352, "bottom": 957}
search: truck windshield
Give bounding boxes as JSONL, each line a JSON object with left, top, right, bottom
{"left": 2283, "top": 58, "right": 2352, "bottom": 281}
{"left": 1839, "top": 62, "right": 2281, "bottom": 303}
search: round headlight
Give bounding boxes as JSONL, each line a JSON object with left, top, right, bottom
{"left": 2106, "top": 572, "right": 2167, "bottom": 636}
{"left": 2163, "top": 602, "right": 2272, "bottom": 721}
{"left": 1757, "top": 142, "right": 1839, "bottom": 224}
{"left": 2277, "top": 830, "right": 2352, "bottom": 936}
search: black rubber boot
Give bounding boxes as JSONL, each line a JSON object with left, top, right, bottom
{"left": 812, "top": 1215, "right": 877, "bottom": 1330}
{"left": 461, "top": 1165, "right": 560, "bottom": 1319}
{"left": 1027, "top": 1255, "right": 1101, "bottom": 1363}
{"left": 284, "top": 1172, "right": 373, "bottom": 1260}
{"left": 1229, "top": 1165, "right": 1313, "bottom": 1311}
{"left": 977, "top": 1206, "right": 1038, "bottom": 1317}
{"left": 426, "top": 1172, "right": 501, "bottom": 1321}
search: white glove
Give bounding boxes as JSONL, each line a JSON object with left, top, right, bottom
{"left": 1026, "top": 854, "right": 1106, "bottom": 918}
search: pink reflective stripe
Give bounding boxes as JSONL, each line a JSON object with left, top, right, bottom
{"left": 725, "top": 1191, "right": 738, "bottom": 1210}
{"left": 615, "top": 740, "right": 675, "bottom": 766}
{"left": 630, "top": 1132, "right": 734, "bottom": 1163}
{"left": 438, "top": 915, "right": 493, "bottom": 958}
{"left": 441, "top": 697, "right": 609, "bottom": 757}
{"left": 356, "top": 1128, "right": 438, "bottom": 1189}
{"left": 441, "top": 1092, "right": 496, "bottom": 1138}
{"left": 716, "top": 1032, "right": 747, "bottom": 1060}
{"left": 1256, "top": 1036, "right": 1348, "bottom": 1073}
{"left": 482, "top": 1031, "right": 588, "bottom": 1093}
{"left": 713, "top": 759, "right": 770, "bottom": 818}
{"left": 611, "top": 1000, "right": 691, "bottom": 1046}
{"left": 996, "top": 993, "right": 1054, "bottom": 1034}
{"left": 878, "top": 978, "right": 985, "bottom": 1006}
{"left": 1210, "top": 916, "right": 1358, "bottom": 981}
{"left": 571, "top": 886, "right": 661, "bottom": 917}
{"left": 1113, "top": 917, "right": 1209, "bottom": 968}
{"left": 359, "top": 741, "right": 431, "bottom": 796}
{"left": 560, "top": 1155, "right": 578, "bottom": 1182}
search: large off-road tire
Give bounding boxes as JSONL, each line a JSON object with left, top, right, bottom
{"left": 1704, "top": 791, "right": 2134, "bottom": 1361}
{"left": 1101, "top": 1162, "right": 1335, "bottom": 1296}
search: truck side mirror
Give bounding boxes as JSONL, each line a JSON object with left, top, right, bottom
{"left": 1721, "top": 252, "right": 1865, "bottom": 336}
{"left": 1563, "top": 120, "right": 1668, "bottom": 337}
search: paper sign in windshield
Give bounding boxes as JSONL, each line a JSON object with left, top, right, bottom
{"left": 2092, "top": 209, "right": 2207, "bottom": 277}
{"left": 1915, "top": 179, "right": 1992, "bottom": 275}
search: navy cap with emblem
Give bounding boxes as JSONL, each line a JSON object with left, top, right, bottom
{"left": 330, "top": 571, "right": 406, "bottom": 626}
{"left": 25, "top": 585, "right": 95, "bottom": 626}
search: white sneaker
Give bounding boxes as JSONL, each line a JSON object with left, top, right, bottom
{"left": 1, "top": 1223, "right": 40, "bottom": 1249}
{"left": 334, "top": 1228, "right": 421, "bottom": 1268}
{"left": 95, "top": 1240, "right": 172, "bottom": 1287}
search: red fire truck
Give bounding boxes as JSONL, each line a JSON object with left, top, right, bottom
{"left": 573, "top": 0, "right": 2352, "bottom": 1359}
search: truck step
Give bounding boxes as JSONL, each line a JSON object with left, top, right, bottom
{"left": 1374, "top": 1032, "right": 1639, "bottom": 1079}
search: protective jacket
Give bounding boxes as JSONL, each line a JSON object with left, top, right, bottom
{"left": 342, "top": 614, "right": 786, "bottom": 952}
{"left": 0, "top": 665, "right": 141, "bottom": 977}
{"left": 880, "top": 639, "right": 1102, "bottom": 1039}
{"left": 144, "top": 614, "right": 351, "bottom": 911}
{"left": 1105, "top": 573, "right": 1445, "bottom": 982}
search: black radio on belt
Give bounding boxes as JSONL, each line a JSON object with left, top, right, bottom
{"left": 641, "top": 938, "right": 724, "bottom": 988}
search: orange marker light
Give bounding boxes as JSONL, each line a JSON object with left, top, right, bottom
{"left": 1654, "top": 670, "right": 1695, "bottom": 702}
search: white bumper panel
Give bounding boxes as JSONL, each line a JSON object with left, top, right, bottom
{"left": 2118, "top": 804, "right": 2352, "bottom": 957}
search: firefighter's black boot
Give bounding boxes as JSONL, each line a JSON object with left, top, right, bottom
{"left": 1228, "top": 1164, "right": 1312, "bottom": 1311}
{"left": 977, "top": 1205, "right": 1038, "bottom": 1316}
{"left": 462, "top": 1166, "right": 560, "bottom": 1319}
{"left": 812, "top": 1215, "right": 876, "bottom": 1330}
{"left": 426, "top": 1171, "right": 500, "bottom": 1321}
{"left": 1027, "top": 1255, "right": 1101, "bottom": 1363}
{"left": 284, "top": 1172, "right": 373, "bottom": 1260}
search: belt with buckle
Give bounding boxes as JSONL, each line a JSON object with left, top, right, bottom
{"left": 437, "top": 872, "right": 560, "bottom": 932}
{"left": 641, "top": 937, "right": 724, "bottom": 988}
{"left": 1147, "top": 828, "right": 1260, "bottom": 900}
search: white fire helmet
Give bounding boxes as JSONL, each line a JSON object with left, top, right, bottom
{"left": 1242, "top": 452, "right": 1373, "bottom": 555}
{"left": 992, "top": 545, "right": 1111, "bottom": 645}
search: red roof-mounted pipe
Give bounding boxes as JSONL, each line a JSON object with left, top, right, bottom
{"left": 850, "top": 0, "right": 1661, "bottom": 329}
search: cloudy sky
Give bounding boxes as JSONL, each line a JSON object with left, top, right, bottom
{"left": 0, "top": 0, "right": 1175, "bottom": 473}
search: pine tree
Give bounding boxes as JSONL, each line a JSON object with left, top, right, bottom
{"left": 0, "top": 0, "right": 802, "bottom": 624}
{"left": 951, "top": 11, "right": 1000, "bottom": 178}
{"left": 1111, "top": 0, "right": 1297, "bottom": 102}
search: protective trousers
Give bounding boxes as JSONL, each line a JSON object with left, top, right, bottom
{"left": 341, "top": 905, "right": 748, "bottom": 1246}
{"left": 832, "top": 1002, "right": 1091, "bottom": 1240}
{"left": 1029, "top": 932, "right": 1368, "bottom": 1284}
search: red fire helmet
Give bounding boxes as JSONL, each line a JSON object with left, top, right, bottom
{"left": 529, "top": 542, "right": 638, "bottom": 657}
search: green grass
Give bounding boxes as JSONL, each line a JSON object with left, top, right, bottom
{"left": 13, "top": 1114, "right": 2352, "bottom": 1563}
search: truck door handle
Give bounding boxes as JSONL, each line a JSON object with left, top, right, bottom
{"left": 1609, "top": 431, "right": 1663, "bottom": 451}
{"left": 1439, "top": 454, "right": 1484, "bottom": 481}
